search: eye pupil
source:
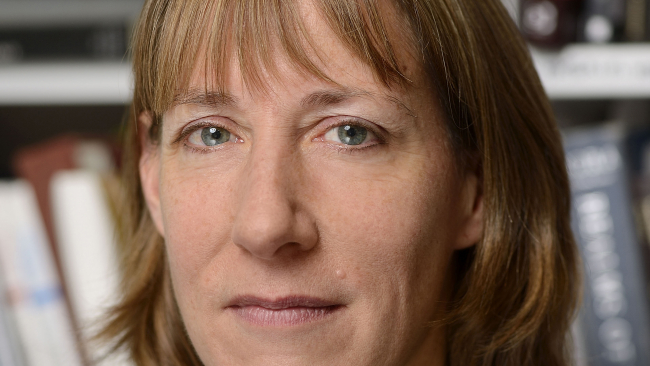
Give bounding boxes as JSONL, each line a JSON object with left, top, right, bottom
{"left": 343, "top": 125, "right": 356, "bottom": 137}
{"left": 201, "top": 126, "right": 230, "bottom": 146}
{"left": 338, "top": 125, "right": 367, "bottom": 145}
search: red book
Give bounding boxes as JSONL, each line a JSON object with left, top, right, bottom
{"left": 12, "top": 135, "right": 118, "bottom": 270}
{"left": 11, "top": 134, "right": 118, "bottom": 365}
{"left": 520, "top": 0, "right": 584, "bottom": 48}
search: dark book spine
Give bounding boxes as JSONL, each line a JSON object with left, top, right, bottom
{"left": 579, "top": 0, "right": 627, "bottom": 42}
{"left": 0, "top": 24, "right": 127, "bottom": 63}
{"left": 519, "top": 0, "right": 584, "bottom": 48}
{"left": 647, "top": 0, "right": 650, "bottom": 40}
{"left": 565, "top": 125, "right": 650, "bottom": 366}
{"left": 625, "top": 0, "right": 647, "bottom": 41}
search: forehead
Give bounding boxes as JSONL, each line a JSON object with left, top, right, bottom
{"left": 140, "top": 0, "right": 422, "bottom": 116}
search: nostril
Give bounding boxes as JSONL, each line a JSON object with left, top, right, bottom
{"left": 231, "top": 193, "right": 300, "bottom": 259}
{"left": 231, "top": 201, "right": 319, "bottom": 260}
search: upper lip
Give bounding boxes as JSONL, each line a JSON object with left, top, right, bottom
{"left": 227, "top": 295, "right": 340, "bottom": 310}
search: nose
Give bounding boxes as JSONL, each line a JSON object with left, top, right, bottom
{"left": 231, "top": 142, "right": 318, "bottom": 260}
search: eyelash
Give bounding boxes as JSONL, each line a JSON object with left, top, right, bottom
{"left": 175, "top": 118, "right": 385, "bottom": 154}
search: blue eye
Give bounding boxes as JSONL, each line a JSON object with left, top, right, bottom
{"left": 325, "top": 124, "right": 371, "bottom": 146}
{"left": 338, "top": 125, "right": 367, "bottom": 145}
{"left": 188, "top": 126, "right": 231, "bottom": 146}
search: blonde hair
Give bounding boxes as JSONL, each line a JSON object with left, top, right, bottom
{"left": 101, "top": 1, "right": 580, "bottom": 365}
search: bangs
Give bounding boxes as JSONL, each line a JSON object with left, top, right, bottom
{"left": 132, "top": 0, "right": 411, "bottom": 119}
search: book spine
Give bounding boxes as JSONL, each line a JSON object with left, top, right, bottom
{"left": 579, "top": 0, "right": 627, "bottom": 42}
{"left": 565, "top": 125, "right": 650, "bottom": 366}
{"left": 519, "top": 0, "right": 584, "bottom": 48}
{"left": 0, "top": 23, "right": 127, "bottom": 63}
{"left": 647, "top": 0, "right": 650, "bottom": 40}
{"left": 625, "top": 0, "right": 647, "bottom": 41}
{"left": 51, "top": 170, "right": 127, "bottom": 365}
{"left": 0, "top": 267, "right": 25, "bottom": 366}
{"left": 0, "top": 181, "right": 83, "bottom": 366}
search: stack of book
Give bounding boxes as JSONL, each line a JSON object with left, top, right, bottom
{"left": 0, "top": 135, "right": 130, "bottom": 366}
{"left": 565, "top": 122, "right": 650, "bottom": 366}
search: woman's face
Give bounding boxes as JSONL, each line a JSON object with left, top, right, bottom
{"left": 140, "top": 3, "right": 483, "bottom": 365}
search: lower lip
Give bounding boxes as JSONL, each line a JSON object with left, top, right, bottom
{"left": 230, "top": 305, "right": 342, "bottom": 327}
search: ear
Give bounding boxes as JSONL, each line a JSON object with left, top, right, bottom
{"left": 138, "top": 112, "right": 165, "bottom": 236}
{"left": 454, "top": 162, "right": 483, "bottom": 250}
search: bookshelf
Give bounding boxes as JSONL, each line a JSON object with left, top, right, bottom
{"left": 0, "top": 62, "right": 132, "bottom": 106}
{"left": 0, "top": 1, "right": 648, "bottom": 365}
{"left": 0, "top": 1, "right": 143, "bottom": 27}
{"left": 1, "top": 45, "right": 650, "bottom": 105}
{"left": 533, "top": 44, "right": 650, "bottom": 99}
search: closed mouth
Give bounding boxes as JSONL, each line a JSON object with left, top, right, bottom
{"left": 227, "top": 295, "right": 343, "bottom": 326}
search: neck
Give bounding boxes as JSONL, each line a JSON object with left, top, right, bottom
{"left": 404, "top": 321, "right": 447, "bottom": 366}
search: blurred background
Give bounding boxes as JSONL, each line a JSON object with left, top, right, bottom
{"left": 0, "top": 0, "right": 650, "bottom": 365}
{"left": 0, "top": 2, "right": 141, "bottom": 366}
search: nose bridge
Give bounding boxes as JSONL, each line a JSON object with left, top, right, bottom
{"left": 246, "top": 139, "right": 293, "bottom": 210}
{"left": 231, "top": 128, "right": 314, "bottom": 259}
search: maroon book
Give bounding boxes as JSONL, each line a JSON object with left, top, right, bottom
{"left": 13, "top": 135, "right": 80, "bottom": 272}
{"left": 520, "top": 0, "right": 584, "bottom": 48}
{"left": 12, "top": 134, "right": 118, "bottom": 365}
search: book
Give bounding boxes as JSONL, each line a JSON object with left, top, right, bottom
{"left": 579, "top": 0, "right": 627, "bottom": 42}
{"left": 12, "top": 136, "right": 118, "bottom": 360}
{"left": 519, "top": 0, "right": 584, "bottom": 47}
{"left": 50, "top": 170, "right": 128, "bottom": 365}
{"left": 564, "top": 123, "right": 650, "bottom": 366}
{"left": 625, "top": 0, "right": 646, "bottom": 41}
{"left": 0, "top": 180, "right": 83, "bottom": 366}
{"left": 13, "top": 135, "right": 117, "bottom": 270}
{"left": 0, "top": 266, "right": 26, "bottom": 366}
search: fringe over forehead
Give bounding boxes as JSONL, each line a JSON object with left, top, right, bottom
{"left": 132, "top": 0, "right": 411, "bottom": 119}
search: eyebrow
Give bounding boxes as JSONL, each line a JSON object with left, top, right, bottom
{"left": 173, "top": 88, "right": 416, "bottom": 117}
{"left": 300, "top": 89, "right": 371, "bottom": 109}
{"left": 174, "top": 89, "right": 237, "bottom": 107}
{"left": 301, "top": 89, "right": 416, "bottom": 117}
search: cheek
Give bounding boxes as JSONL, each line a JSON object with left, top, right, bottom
{"left": 303, "top": 144, "right": 459, "bottom": 309}
{"left": 158, "top": 160, "right": 238, "bottom": 292}
{"left": 307, "top": 141, "right": 458, "bottom": 253}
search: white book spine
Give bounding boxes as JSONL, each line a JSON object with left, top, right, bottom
{"left": 51, "top": 171, "right": 131, "bottom": 366}
{"left": 0, "top": 262, "right": 26, "bottom": 366}
{"left": 0, "top": 180, "right": 83, "bottom": 366}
